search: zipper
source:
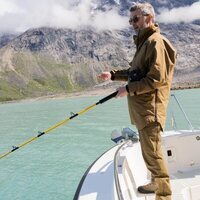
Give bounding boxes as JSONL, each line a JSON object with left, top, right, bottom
{"left": 155, "top": 89, "right": 158, "bottom": 121}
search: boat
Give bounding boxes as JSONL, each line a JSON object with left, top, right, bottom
{"left": 73, "top": 94, "right": 200, "bottom": 200}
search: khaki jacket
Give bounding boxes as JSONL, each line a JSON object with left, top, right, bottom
{"left": 111, "top": 24, "right": 176, "bottom": 130}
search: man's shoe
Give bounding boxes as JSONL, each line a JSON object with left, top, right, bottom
{"left": 137, "top": 182, "right": 157, "bottom": 194}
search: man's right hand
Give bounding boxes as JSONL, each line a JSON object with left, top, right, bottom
{"left": 97, "top": 72, "right": 112, "bottom": 81}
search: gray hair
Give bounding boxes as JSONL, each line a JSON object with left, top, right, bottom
{"left": 130, "top": 2, "right": 155, "bottom": 22}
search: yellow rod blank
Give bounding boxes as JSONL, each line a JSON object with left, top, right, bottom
{"left": 0, "top": 91, "right": 118, "bottom": 160}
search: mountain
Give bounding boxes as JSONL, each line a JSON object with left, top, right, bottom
{"left": 0, "top": 33, "right": 17, "bottom": 48}
{"left": 0, "top": 0, "right": 199, "bottom": 102}
{"left": 0, "top": 27, "right": 130, "bottom": 101}
{"left": 98, "top": 0, "right": 199, "bottom": 13}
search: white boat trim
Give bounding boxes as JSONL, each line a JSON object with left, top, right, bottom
{"left": 73, "top": 145, "right": 120, "bottom": 200}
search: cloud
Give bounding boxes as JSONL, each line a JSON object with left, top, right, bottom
{"left": 0, "top": 0, "right": 128, "bottom": 33}
{"left": 157, "top": 1, "right": 200, "bottom": 23}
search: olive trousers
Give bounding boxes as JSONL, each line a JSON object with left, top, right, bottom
{"left": 138, "top": 122, "right": 172, "bottom": 200}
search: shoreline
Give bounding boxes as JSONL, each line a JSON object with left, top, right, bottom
{"left": 0, "top": 83, "right": 119, "bottom": 104}
{"left": 1, "top": 82, "right": 200, "bottom": 104}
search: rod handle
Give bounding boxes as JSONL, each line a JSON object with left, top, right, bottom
{"left": 98, "top": 91, "right": 118, "bottom": 104}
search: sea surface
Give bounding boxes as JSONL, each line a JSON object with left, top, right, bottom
{"left": 0, "top": 88, "right": 199, "bottom": 200}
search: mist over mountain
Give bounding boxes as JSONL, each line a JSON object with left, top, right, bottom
{"left": 1, "top": 0, "right": 199, "bottom": 33}
{"left": 0, "top": 0, "right": 199, "bottom": 101}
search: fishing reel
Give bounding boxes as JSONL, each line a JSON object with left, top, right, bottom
{"left": 111, "top": 127, "right": 139, "bottom": 144}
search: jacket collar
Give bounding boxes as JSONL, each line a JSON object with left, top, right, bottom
{"left": 134, "top": 24, "right": 160, "bottom": 48}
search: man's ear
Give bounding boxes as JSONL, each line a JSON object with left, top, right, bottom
{"left": 146, "top": 15, "right": 153, "bottom": 24}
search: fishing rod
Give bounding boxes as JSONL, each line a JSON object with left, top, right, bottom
{"left": 0, "top": 91, "right": 118, "bottom": 160}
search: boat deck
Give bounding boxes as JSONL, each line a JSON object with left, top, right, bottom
{"left": 171, "top": 168, "right": 200, "bottom": 200}
{"left": 120, "top": 139, "right": 200, "bottom": 200}
{"left": 74, "top": 130, "right": 200, "bottom": 200}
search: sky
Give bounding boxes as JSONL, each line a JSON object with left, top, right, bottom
{"left": 0, "top": 0, "right": 200, "bottom": 33}
{"left": 157, "top": 1, "right": 200, "bottom": 23}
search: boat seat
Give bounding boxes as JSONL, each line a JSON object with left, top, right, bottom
{"left": 182, "top": 185, "right": 200, "bottom": 200}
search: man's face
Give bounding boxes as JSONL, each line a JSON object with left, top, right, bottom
{"left": 129, "top": 9, "right": 150, "bottom": 34}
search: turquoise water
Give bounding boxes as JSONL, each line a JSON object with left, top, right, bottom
{"left": 0, "top": 88, "right": 199, "bottom": 200}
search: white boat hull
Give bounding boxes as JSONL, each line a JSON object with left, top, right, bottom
{"left": 74, "top": 130, "right": 200, "bottom": 200}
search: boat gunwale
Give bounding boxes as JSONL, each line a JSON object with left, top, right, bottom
{"left": 73, "top": 145, "right": 117, "bottom": 200}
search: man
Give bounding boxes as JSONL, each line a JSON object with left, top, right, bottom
{"left": 98, "top": 2, "right": 176, "bottom": 200}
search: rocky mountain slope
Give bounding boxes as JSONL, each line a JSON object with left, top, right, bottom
{"left": 0, "top": 1, "right": 199, "bottom": 102}
{"left": 96, "top": 0, "right": 199, "bottom": 14}
{"left": 0, "top": 27, "right": 131, "bottom": 101}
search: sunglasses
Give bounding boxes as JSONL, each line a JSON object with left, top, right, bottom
{"left": 129, "top": 14, "right": 148, "bottom": 24}
{"left": 129, "top": 15, "right": 141, "bottom": 24}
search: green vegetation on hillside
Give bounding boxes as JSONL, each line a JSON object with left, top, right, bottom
{"left": 0, "top": 52, "right": 99, "bottom": 102}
